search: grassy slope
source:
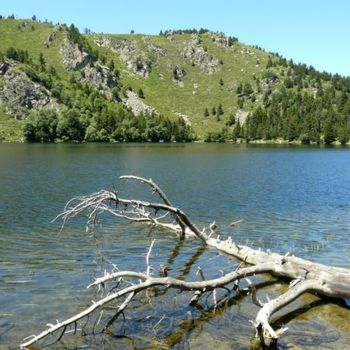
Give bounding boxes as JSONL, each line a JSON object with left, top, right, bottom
{"left": 92, "top": 33, "right": 268, "bottom": 139}
{"left": 0, "top": 19, "right": 68, "bottom": 76}
{"left": 0, "top": 108, "right": 23, "bottom": 142}
{"left": 0, "top": 19, "right": 335, "bottom": 141}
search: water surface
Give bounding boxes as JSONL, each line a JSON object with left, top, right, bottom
{"left": 0, "top": 143, "right": 349, "bottom": 349}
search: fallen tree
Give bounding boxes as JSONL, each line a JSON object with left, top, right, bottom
{"left": 20, "top": 175, "right": 350, "bottom": 349}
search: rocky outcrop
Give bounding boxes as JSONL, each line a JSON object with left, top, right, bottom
{"left": 175, "top": 112, "right": 191, "bottom": 125}
{"left": 209, "top": 32, "right": 229, "bottom": 47}
{"left": 80, "top": 62, "right": 118, "bottom": 99}
{"left": 59, "top": 39, "right": 89, "bottom": 70}
{"left": 0, "top": 61, "right": 54, "bottom": 118}
{"left": 173, "top": 65, "right": 186, "bottom": 81}
{"left": 181, "top": 34, "right": 218, "bottom": 74}
{"left": 235, "top": 109, "right": 249, "bottom": 125}
{"left": 124, "top": 90, "right": 157, "bottom": 116}
{"left": 94, "top": 37, "right": 152, "bottom": 77}
{"left": 46, "top": 25, "right": 62, "bottom": 47}
{"left": 145, "top": 40, "right": 167, "bottom": 57}
{"left": 0, "top": 61, "right": 10, "bottom": 75}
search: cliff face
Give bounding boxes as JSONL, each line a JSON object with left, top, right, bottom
{"left": 0, "top": 60, "right": 55, "bottom": 118}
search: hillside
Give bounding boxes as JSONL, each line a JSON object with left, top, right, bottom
{"left": 1, "top": 17, "right": 350, "bottom": 144}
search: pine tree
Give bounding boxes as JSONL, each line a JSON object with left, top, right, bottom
{"left": 39, "top": 53, "right": 46, "bottom": 71}
{"left": 217, "top": 103, "right": 224, "bottom": 115}
{"left": 138, "top": 88, "right": 145, "bottom": 99}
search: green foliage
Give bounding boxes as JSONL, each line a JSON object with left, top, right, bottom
{"left": 232, "top": 122, "right": 242, "bottom": 141}
{"left": 23, "top": 109, "right": 58, "bottom": 142}
{"left": 23, "top": 102, "right": 195, "bottom": 143}
{"left": 6, "top": 46, "right": 30, "bottom": 63}
{"left": 323, "top": 122, "right": 336, "bottom": 144}
{"left": 159, "top": 28, "right": 210, "bottom": 36}
{"left": 2, "top": 18, "right": 350, "bottom": 144}
{"left": 227, "top": 36, "right": 238, "bottom": 46}
{"left": 57, "top": 108, "right": 85, "bottom": 142}
{"left": 244, "top": 86, "right": 350, "bottom": 144}
{"left": 226, "top": 114, "right": 235, "bottom": 127}
{"left": 204, "top": 128, "right": 228, "bottom": 142}
{"left": 217, "top": 103, "right": 224, "bottom": 115}
{"left": 39, "top": 52, "right": 46, "bottom": 71}
{"left": 243, "top": 82, "right": 253, "bottom": 96}
{"left": 138, "top": 88, "right": 145, "bottom": 99}
{"left": 66, "top": 24, "right": 98, "bottom": 63}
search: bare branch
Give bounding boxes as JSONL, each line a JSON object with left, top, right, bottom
{"left": 255, "top": 279, "right": 331, "bottom": 346}
{"left": 146, "top": 239, "right": 156, "bottom": 276}
{"left": 120, "top": 175, "right": 187, "bottom": 234}
{"left": 20, "top": 263, "right": 273, "bottom": 348}
{"left": 22, "top": 175, "right": 350, "bottom": 349}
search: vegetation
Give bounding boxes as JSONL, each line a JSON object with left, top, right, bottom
{"left": 23, "top": 107, "right": 195, "bottom": 143}
{"left": 0, "top": 17, "right": 350, "bottom": 144}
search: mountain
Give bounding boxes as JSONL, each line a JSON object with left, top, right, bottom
{"left": 1, "top": 17, "right": 350, "bottom": 144}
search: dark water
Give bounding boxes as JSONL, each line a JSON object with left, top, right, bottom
{"left": 0, "top": 143, "right": 349, "bottom": 349}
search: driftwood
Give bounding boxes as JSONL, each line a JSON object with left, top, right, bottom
{"left": 20, "top": 175, "right": 350, "bottom": 348}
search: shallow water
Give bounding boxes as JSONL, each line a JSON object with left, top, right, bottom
{"left": 0, "top": 143, "right": 349, "bottom": 349}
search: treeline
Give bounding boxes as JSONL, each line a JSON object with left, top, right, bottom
{"left": 241, "top": 55, "right": 350, "bottom": 144}
{"left": 24, "top": 108, "right": 195, "bottom": 143}
{"left": 159, "top": 28, "right": 210, "bottom": 36}
{"left": 205, "top": 54, "right": 350, "bottom": 144}
{"left": 268, "top": 53, "right": 350, "bottom": 92}
{"left": 159, "top": 28, "right": 238, "bottom": 44}
{"left": 240, "top": 87, "right": 350, "bottom": 144}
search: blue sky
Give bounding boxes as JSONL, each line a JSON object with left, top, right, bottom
{"left": 2, "top": 0, "right": 350, "bottom": 76}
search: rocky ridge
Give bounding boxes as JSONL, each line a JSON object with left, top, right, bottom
{"left": 0, "top": 60, "right": 56, "bottom": 118}
{"left": 180, "top": 34, "right": 219, "bottom": 74}
{"left": 80, "top": 62, "right": 119, "bottom": 99}
{"left": 60, "top": 38, "right": 89, "bottom": 70}
{"left": 94, "top": 36, "right": 153, "bottom": 77}
{"left": 209, "top": 32, "right": 229, "bottom": 48}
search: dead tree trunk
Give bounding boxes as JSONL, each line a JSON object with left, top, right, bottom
{"left": 20, "top": 175, "right": 350, "bottom": 349}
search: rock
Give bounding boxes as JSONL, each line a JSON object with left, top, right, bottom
{"left": 95, "top": 36, "right": 152, "bottom": 77}
{"left": 173, "top": 65, "right": 186, "bottom": 81}
{"left": 180, "top": 34, "right": 218, "bottom": 74}
{"left": 175, "top": 112, "right": 191, "bottom": 125}
{"left": 146, "top": 42, "right": 166, "bottom": 57}
{"left": 124, "top": 90, "right": 157, "bottom": 116}
{"left": 235, "top": 109, "right": 249, "bottom": 125}
{"left": 0, "top": 60, "right": 10, "bottom": 75}
{"left": 59, "top": 38, "right": 89, "bottom": 70}
{"left": 210, "top": 31, "right": 229, "bottom": 47}
{"left": 0, "top": 64, "right": 54, "bottom": 118}
{"left": 166, "top": 34, "right": 175, "bottom": 42}
{"left": 80, "top": 62, "right": 118, "bottom": 99}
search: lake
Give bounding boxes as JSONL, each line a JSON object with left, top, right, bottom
{"left": 0, "top": 143, "right": 349, "bottom": 349}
